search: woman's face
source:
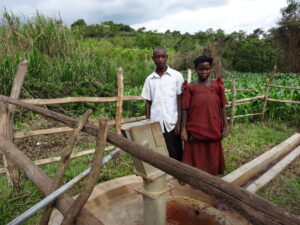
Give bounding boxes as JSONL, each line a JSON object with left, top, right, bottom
{"left": 196, "top": 62, "right": 211, "bottom": 82}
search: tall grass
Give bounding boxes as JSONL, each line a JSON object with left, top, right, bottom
{"left": 224, "top": 72, "right": 300, "bottom": 125}
{"left": 0, "top": 11, "right": 153, "bottom": 117}
{"left": 0, "top": 122, "right": 298, "bottom": 224}
{"left": 1, "top": 12, "right": 299, "bottom": 123}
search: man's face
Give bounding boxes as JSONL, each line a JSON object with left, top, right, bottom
{"left": 152, "top": 49, "right": 168, "bottom": 69}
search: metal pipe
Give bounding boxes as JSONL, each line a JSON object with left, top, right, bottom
{"left": 8, "top": 148, "right": 120, "bottom": 225}
{"left": 142, "top": 174, "right": 167, "bottom": 225}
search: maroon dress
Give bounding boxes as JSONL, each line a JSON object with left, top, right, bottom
{"left": 182, "top": 77, "right": 226, "bottom": 175}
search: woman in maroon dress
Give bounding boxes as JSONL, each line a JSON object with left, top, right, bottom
{"left": 181, "top": 56, "right": 229, "bottom": 175}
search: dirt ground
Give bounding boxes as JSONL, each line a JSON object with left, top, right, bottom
{"left": 0, "top": 116, "right": 96, "bottom": 167}
{"left": 1, "top": 116, "right": 299, "bottom": 216}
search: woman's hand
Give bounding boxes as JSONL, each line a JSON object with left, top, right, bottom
{"left": 181, "top": 127, "right": 188, "bottom": 142}
{"left": 222, "top": 126, "right": 230, "bottom": 138}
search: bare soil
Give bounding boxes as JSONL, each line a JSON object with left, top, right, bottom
{"left": 0, "top": 115, "right": 96, "bottom": 166}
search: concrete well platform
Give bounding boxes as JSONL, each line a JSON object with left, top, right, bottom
{"left": 50, "top": 175, "right": 251, "bottom": 225}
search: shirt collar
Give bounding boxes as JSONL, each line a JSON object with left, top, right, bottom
{"left": 150, "top": 66, "right": 172, "bottom": 78}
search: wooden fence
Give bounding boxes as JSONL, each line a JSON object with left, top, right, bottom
{"left": 0, "top": 62, "right": 300, "bottom": 182}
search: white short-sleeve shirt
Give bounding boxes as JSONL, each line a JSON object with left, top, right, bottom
{"left": 141, "top": 66, "right": 184, "bottom": 132}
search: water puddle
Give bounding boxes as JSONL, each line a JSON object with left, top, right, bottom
{"left": 166, "top": 200, "right": 221, "bottom": 225}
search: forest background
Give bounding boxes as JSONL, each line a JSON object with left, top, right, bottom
{"left": 0, "top": 1, "right": 300, "bottom": 224}
{"left": 0, "top": 0, "right": 300, "bottom": 123}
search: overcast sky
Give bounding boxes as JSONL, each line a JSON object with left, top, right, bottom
{"left": 1, "top": 0, "right": 287, "bottom": 34}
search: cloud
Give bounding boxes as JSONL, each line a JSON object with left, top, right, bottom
{"left": 1, "top": 0, "right": 286, "bottom": 33}
{"left": 1, "top": 0, "right": 229, "bottom": 25}
{"left": 131, "top": 0, "right": 286, "bottom": 34}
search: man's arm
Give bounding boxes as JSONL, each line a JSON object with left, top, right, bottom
{"left": 176, "top": 72, "right": 184, "bottom": 135}
{"left": 145, "top": 100, "right": 152, "bottom": 119}
{"left": 141, "top": 78, "right": 152, "bottom": 120}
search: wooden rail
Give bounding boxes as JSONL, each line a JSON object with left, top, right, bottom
{"left": 21, "top": 96, "right": 144, "bottom": 105}
{"left": 266, "top": 84, "right": 300, "bottom": 90}
{"left": 232, "top": 95, "right": 265, "bottom": 104}
{"left": 0, "top": 146, "right": 115, "bottom": 175}
{"left": 225, "top": 88, "right": 259, "bottom": 93}
{"left": 223, "top": 133, "right": 300, "bottom": 186}
{"left": 2, "top": 63, "right": 300, "bottom": 185}
{"left": 13, "top": 116, "right": 146, "bottom": 139}
{"left": 266, "top": 98, "right": 300, "bottom": 104}
{"left": 1, "top": 97, "right": 299, "bottom": 225}
{"left": 0, "top": 136, "right": 103, "bottom": 225}
{"left": 1, "top": 63, "right": 300, "bottom": 223}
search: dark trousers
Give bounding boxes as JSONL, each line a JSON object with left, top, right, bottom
{"left": 163, "top": 127, "right": 183, "bottom": 161}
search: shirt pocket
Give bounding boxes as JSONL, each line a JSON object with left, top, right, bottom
{"left": 164, "top": 79, "right": 177, "bottom": 97}
{"left": 165, "top": 86, "right": 177, "bottom": 97}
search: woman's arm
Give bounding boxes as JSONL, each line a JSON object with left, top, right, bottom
{"left": 221, "top": 106, "right": 229, "bottom": 137}
{"left": 181, "top": 109, "right": 188, "bottom": 141}
{"left": 175, "top": 94, "right": 181, "bottom": 135}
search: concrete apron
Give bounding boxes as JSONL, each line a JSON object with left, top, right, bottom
{"left": 49, "top": 175, "right": 251, "bottom": 225}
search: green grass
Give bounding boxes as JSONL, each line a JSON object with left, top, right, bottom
{"left": 222, "top": 122, "right": 300, "bottom": 216}
{"left": 1, "top": 12, "right": 299, "bottom": 122}
{"left": 1, "top": 122, "right": 298, "bottom": 224}
{"left": 0, "top": 149, "right": 135, "bottom": 225}
{"left": 0, "top": 175, "right": 44, "bottom": 225}
{"left": 1, "top": 10, "right": 299, "bottom": 224}
{"left": 223, "top": 122, "right": 295, "bottom": 174}
{"left": 257, "top": 158, "right": 300, "bottom": 215}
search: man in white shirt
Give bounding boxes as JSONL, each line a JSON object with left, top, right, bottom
{"left": 141, "top": 46, "right": 184, "bottom": 161}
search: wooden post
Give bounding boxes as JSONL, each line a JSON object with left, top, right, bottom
{"left": 223, "top": 133, "right": 300, "bottom": 186}
{"left": 0, "top": 60, "right": 28, "bottom": 187}
{"left": 261, "top": 66, "right": 277, "bottom": 122}
{"left": 229, "top": 80, "right": 236, "bottom": 129}
{"left": 187, "top": 68, "right": 192, "bottom": 83}
{"left": 1, "top": 96, "right": 299, "bottom": 225}
{"left": 114, "top": 67, "right": 123, "bottom": 163}
{"left": 61, "top": 119, "right": 108, "bottom": 225}
{"left": 246, "top": 145, "right": 300, "bottom": 193}
{"left": 0, "top": 136, "right": 103, "bottom": 225}
{"left": 39, "top": 109, "right": 92, "bottom": 225}
{"left": 0, "top": 146, "right": 115, "bottom": 174}
{"left": 115, "top": 67, "right": 124, "bottom": 135}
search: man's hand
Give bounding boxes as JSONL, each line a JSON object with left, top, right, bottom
{"left": 181, "top": 127, "right": 188, "bottom": 142}
{"left": 175, "top": 122, "right": 180, "bottom": 135}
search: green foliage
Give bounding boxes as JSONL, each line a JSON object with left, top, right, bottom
{"left": 226, "top": 38, "right": 276, "bottom": 72}
{"left": 223, "top": 122, "right": 294, "bottom": 172}
{"left": 135, "top": 32, "right": 163, "bottom": 48}
{"left": 102, "top": 20, "right": 134, "bottom": 32}
{"left": 0, "top": 175, "right": 43, "bottom": 225}
{"left": 0, "top": 149, "right": 134, "bottom": 224}
{"left": 224, "top": 72, "right": 300, "bottom": 126}
{"left": 71, "top": 20, "right": 135, "bottom": 38}
{"left": 71, "top": 19, "right": 87, "bottom": 28}
{"left": 0, "top": 123, "right": 298, "bottom": 224}
{"left": 271, "top": 0, "right": 300, "bottom": 72}
{"left": 280, "top": 0, "right": 300, "bottom": 20}
{"left": 0, "top": 11, "right": 299, "bottom": 123}
{"left": 257, "top": 159, "right": 300, "bottom": 215}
